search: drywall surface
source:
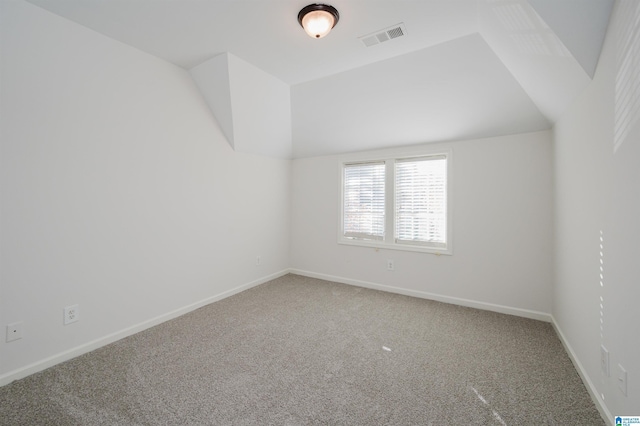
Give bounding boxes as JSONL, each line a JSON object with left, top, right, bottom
{"left": 189, "top": 54, "right": 235, "bottom": 149}
{"left": 190, "top": 52, "right": 292, "bottom": 159}
{"left": 0, "top": 0, "right": 290, "bottom": 378}
{"left": 291, "top": 131, "right": 553, "bottom": 315}
{"left": 227, "top": 53, "right": 292, "bottom": 158}
{"left": 291, "top": 34, "right": 550, "bottom": 158}
{"left": 553, "top": 0, "right": 640, "bottom": 416}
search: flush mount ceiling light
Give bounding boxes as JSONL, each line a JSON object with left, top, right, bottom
{"left": 298, "top": 4, "right": 339, "bottom": 39}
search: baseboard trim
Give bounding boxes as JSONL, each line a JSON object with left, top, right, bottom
{"left": 550, "top": 316, "right": 613, "bottom": 426}
{"left": 1, "top": 269, "right": 611, "bottom": 426}
{"left": 0, "top": 269, "right": 289, "bottom": 387}
{"left": 289, "top": 269, "right": 552, "bottom": 322}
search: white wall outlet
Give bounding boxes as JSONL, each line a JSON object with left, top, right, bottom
{"left": 600, "top": 345, "right": 610, "bottom": 377}
{"left": 256, "top": 255, "right": 261, "bottom": 266}
{"left": 6, "top": 322, "right": 23, "bottom": 342}
{"left": 617, "top": 364, "right": 627, "bottom": 396}
{"left": 64, "top": 304, "right": 79, "bottom": 325}
{"left": 387, "top": 259, "right": 395, "bottom": 271}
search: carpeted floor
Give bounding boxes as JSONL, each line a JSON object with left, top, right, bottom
{"left": 0, "top": 274, "right": 604, "bottom": 425}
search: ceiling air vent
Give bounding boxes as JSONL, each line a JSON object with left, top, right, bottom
{"left": 359, "top": 23, "right": 407, "bottom": 47}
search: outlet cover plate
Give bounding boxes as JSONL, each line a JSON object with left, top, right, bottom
{"left": 64, "top": 304, "right": 79, "bottom": 325}
{"left": 6, "top": 322, "right": 23, "bottom": 342}
{"left": 618, "top": 364, "right": 627, "bottom": 396}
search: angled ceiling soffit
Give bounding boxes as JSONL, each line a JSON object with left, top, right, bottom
{"left": 478, "top": 0, "right": 595, "bottom": 123}
{"left": 189, "top": 53, "right": 292, "bottom": 159}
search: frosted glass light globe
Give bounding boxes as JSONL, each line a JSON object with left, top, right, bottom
{"left": 301, "top": 10, "right": 335, "bottom": 38}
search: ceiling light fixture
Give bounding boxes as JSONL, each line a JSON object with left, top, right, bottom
{"left": 298, "top": 4, "right": 339, "bottom": 39}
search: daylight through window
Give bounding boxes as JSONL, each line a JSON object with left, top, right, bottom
{"left": 340, "top": 153, "right": 451, "bottom": 254}
{"left": 343, "top": 162, "right": 385, "bottom": 241}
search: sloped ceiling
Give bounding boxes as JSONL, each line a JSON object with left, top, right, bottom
{"left": 292, "top": 33, "right": 550, "bottom": 157}
{"left": 24, "top": 0, "right": 613, "bottom": 158}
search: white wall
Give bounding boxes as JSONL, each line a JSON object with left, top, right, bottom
{"left": 190, "top": 52, "right": 292, "bottom": 158}
{"left": 227, "top": 53, "right": 292, "bottom": 158}
{"left": 0, "top": 0, "right": 290, "bottom": 381}
{"left": 3, "top": 3, "right": 635, "bottom": 421}
{"left": 291, "top": 131, "right": 553, "bottom": 317}
{"left": 553, "top": 0, "right": 640, "bottom": 417}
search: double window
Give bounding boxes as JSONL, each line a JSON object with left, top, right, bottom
{"left": 340, "top": 152, "right": 451, "bottom": 254}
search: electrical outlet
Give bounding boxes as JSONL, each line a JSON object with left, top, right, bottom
{"left": 256, "top": 255, "right": 261, "bottom": 266}
{"left": 6, "top": 322, "right": 23, "bottom": 342}
{"left": 387, "top": 259, "right": 395, "bottom": 271}
{"left": 618, "top": 364, "right": 627, "bottom": 396}
{"left": 600, "top": 345, "right": 610, "bottom": 377}
{"left": 64, "top": 304, "right": 79, "bottom": 325}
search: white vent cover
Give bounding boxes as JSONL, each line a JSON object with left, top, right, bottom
{"left": 359, "top": 23, "right": 407, "bottom": 47}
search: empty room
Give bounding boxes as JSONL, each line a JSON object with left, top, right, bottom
{"left": 1, "top": 0, "right": 638, "bottom": 424}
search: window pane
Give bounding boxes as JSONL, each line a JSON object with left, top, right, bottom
{"left": 395, "top": 157, "right": 447, "bottom": 246}
{"left": 343, "top": 162, "right": 385, "bottom": 240}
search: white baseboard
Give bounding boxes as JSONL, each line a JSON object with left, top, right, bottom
{"left": 289, "top": 269, "right": 552, "bottom": 322}
{"left": 550, "top": 316, "right": 613, "bottom": 426}
{"left": 0, "top": 269, "right": 289, "bottom": 387}
{"left": 1, "top": 268, "right": 612, "bottom": 426}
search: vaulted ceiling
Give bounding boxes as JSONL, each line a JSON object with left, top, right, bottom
{"left": 25, "top": 0, "right": 613, "bottom": 158}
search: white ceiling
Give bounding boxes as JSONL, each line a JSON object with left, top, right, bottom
{"left": 24, "top": 0, "right": 613, "bottom": 157}
{"left": 292, "top": 33, "right": 550, "bottom": 157}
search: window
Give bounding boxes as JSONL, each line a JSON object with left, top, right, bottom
{"left": 343, "top": 162, "right": 385, "bottom": 241}
{"left": 340, "top": 152, "right": 451, "bottom": 254}
{"left": 395, "top": 156, "right": 447, "bottom": 248}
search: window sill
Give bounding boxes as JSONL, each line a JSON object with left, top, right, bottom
{"left": 338, "top": 238, "right": 452, "bottom": 255}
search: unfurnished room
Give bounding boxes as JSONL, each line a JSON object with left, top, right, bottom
{"left": 0, "top": 0, "right": 638, "bottom": 424}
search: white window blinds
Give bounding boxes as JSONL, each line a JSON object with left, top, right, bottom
{"left": 343, "top": 162, "right": 385, "bottom": 240}
{"left": 395, "top": 156, "right": 447, "bottom": 247}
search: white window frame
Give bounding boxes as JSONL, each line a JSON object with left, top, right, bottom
{"left": 339, "top": 149, "right": 452, "bottom": 255}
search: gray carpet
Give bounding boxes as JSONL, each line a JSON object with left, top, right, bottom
{"left": 0, "top": 274, "right": 603, "bottom": 425}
